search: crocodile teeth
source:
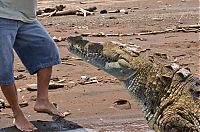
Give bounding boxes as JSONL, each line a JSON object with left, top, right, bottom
{"left": 118, "top": 59, "right": 131, "bottom": 68}
{"left": 177, "top": 68, "right": 191, "bottom": 79}
{"left": 165, "top": 63, "right": 180, "bottom": 71}
{"left": 105, "top": 62, "right": 121, "bottom": 69}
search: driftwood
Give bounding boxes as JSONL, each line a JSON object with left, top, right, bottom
{"left": 108, "top": 9, "right": 120, "bottom": 13}
{"left": 37, "top": 5, "right": 66, "bottom": 15}
{"left": 51, "top": 10, "right": 77, "bottom": 16}
{"left": 80, "top": 26, "right": 199, "bottom": 37}
{"left": 76, "top": 7, "right": 95, "bottom": 17}
{"left": 26, "top": 83, "right": 65, "bottom": 91}
{"left": 54, "top": 6, "right": 96, "bottom": 17}
{"left": 176, "top": 24, "right": 200, "bottom": 29}
{"left": 38, "top": 6, "right": 97, "bottom": 17}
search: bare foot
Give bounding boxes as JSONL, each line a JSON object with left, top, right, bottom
{"left": 13, "top": 113, "right": 37, "bottom": 132}
{"left": 34, "top": 100, "right": 64, "bottom": 117}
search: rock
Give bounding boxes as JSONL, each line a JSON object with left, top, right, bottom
{"left": 136, "top": 37, "right": 147, "bottom": 41}
{"left": 152, "top": 17, "right": 164, "bottom": 21}
{"left": 80, "top": 1, "right": 87, "bottom": 4}
{"left": 0, "top": 99, "right": 5, "bottom": 109}
{"left": 111, "top": 99, "right": 131, "bottom": 110}
{"left": 120, "top": 9, "right": 128, "bottom": 14}
{"left": 53, "top": 36, "right": 66, "bottom": 42}
{"left": 63, "top": 111, "right": 71, "bottom": 116}
{"left": 26, "top": 84, "right": 37, "bottom": 91}
{"left": 19, "top": 101, "right": 29, "bottom": 108}
{"left": 81, "top": 33, "right": 91, "bottom": 37}
{"left": 133, "top": 7, "right": 139, "bottom": 10}
{"left": 14, "top": 74, "right": 26, "bottom": 80}
{"left": 51, "top": 77, "right": 59, "bottom": 82}
{"left": 26, "top": 83, "right": 65, "bottom": 91}
{"left": 36, "top": 9, "right": 43, "bottom": 15}
{"left": 100, "top": 10, "right": 107, "bottom": 14}
{"left": 49, "top": 83, "right": 65, "bottom": 89}
{"left": 124, "top": 11, "right": 128, "bottom": 14}
{"left": 57, "top": 79, "right": 66, "bottom": 83}
{"left": 5, "top": 101, "right": 29, "bottom": 108}
{"left": 85, "top": 80, "right": 98, "bottom": 84}
{"left": 68, "top": 81, "right": 76, "bottom": 84}
{"left": 17, "top": 69, "right": 26, "bottom": 72}
{"left": 0, "top": 113, "right": 14, "bottom": 118}
{"left": 81, "top": 75, "right": 89, "bottom": 81}
{"left": 17, "top": 88, "right": 22, "bottom": 92}
{"left": 79, "top": 76, "right": 98, "bottom": 85}
{"left": 108, "top": 16, "right": 117, "bottom": 19}
{"left": 157, "top": 1, "right": 163, "bottom": 3}
{"left": 108, "top": 9, "right": 120, "bottom": 13}
{"left": 61, "top": 62, "right": 76, "bottom": 66}
{"left": 17, "top": 88, "right": 26, "bottom": 92}
{"left": 29, "top": 95, "right": 37, "bottom": 101}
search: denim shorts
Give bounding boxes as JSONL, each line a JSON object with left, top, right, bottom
{"left": 0, "top": 17, "right": 61, "bottom": 85}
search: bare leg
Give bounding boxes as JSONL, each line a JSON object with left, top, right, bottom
{"left": 1, "top": 84, "right": 37, "bottom": 132}
{"left": 34, "top": 67, "right": 64, "bottom": 117}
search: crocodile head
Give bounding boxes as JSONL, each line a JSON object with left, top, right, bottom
{"left": 67, "top": 36, "right": 200, "bottom": 131}
{"left": 67, "top": 36, "right": 148, "bottom": 80}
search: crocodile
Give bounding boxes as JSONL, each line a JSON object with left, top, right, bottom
{"left": 66, "top": 36, "right": 200, "bottom": 132}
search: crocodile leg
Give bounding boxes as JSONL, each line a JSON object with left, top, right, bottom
{"left": 159, "top": 114, "right": 198, "bottom": 132}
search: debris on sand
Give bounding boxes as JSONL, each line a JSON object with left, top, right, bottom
{"left": 4, "top": 101, "right": 29, "bottom": 108}
{"left": 76, "top": 7, "right": 95, "bottom": 17}
{"left": 79, "top": 75, "right": 98, "bottom": 85}
{"left": 61, "top": 57, "right": 76, "bottom": 66}
{"left": 14, "top": 74, "right": 26, "bottom": 80}
{"left": 17, "top": 88, "right": 27, "bottom": 92}
{"left": 29, "top": 95, "right": 37, "bottom": 101}
{"left": 63, "top": 111, "right": 71, "bottom": 116}
{"left": 108, "top": 9, "right": 120, "bottom": 13}
{"left": 0, "top": 113, "right": 14, "bottom": 118}
{"left": 36, "top": 4, "right": 66, "bottom": 15}
{"left": 26, "top": 83, "right": 65, "bottom": 91}
{"left": 0, "top": 99, "right": 5, "bottom": 109}
{"left": 176, "top": 24, "right": 200, "bottom": 29}
{"left": 100, "top": 9, "right": 108, "bottom": 14}
{"left": 80, "top": 25, "right": 200, "bottom": 37}
{"left": 152, "top": 17, "right": 164, "bottom": 21}
{"left": 53, "top": 36, "right": 66, "bottom": 42}
{"left": 38, "top": 6, "right": 97, "bottom": 17}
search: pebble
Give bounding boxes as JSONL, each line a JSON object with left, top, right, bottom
{"left": 100, "top": 10, "right": 107, "bottom": 14}
{"left": 14, "top": 74, "right": 26, "bottom": 80}
{"left": 0, "top": 99, "right": 5, "bottom": 109}
{"left": 63, "top": 111, "right": 71, "bottom": 116}
{"left": 152, "top": 17, "right": 164, "bottom": 21}
{"left": 29, "top": 95, "right": 37, "bottom": 101}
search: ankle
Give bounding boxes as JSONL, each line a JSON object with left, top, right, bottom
{"left": 36, "top": 97, "right": 49, "bottom": 102}
{"left": 35, "top": 98, "right": 51, "bottom": 106}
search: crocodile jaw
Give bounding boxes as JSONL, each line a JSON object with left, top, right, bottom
{"left": 67, "top": 36, "right": 137, "bottom": 80}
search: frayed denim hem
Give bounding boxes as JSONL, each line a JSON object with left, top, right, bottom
{"left": 28, "top": 60, "right": 61, "bottom": 75}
